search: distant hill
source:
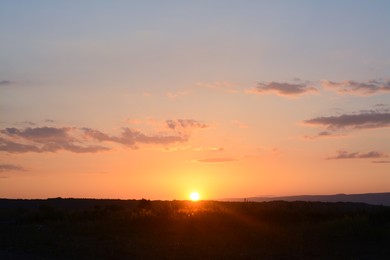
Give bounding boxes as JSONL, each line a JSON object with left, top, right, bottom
{"left": 223, "top": 192, "right": 390, "bottom": 206}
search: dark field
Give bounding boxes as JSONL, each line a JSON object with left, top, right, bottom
{"left": 1, "top": 199, "right": 390, "bottom": 259}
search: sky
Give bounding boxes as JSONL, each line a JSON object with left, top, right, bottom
{"left": 1, "top": 0, "right": 390, "bottom": 200}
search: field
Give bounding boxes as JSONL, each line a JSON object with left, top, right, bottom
{"left": 1, "top": 198, "right": 390, "bottom": 259}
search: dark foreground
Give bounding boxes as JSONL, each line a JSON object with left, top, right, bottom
{"left": 1, "top": 199, "right": 390, "bottom": 259}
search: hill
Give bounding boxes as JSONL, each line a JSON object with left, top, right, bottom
{"left": 225, "top": 192, "right": 390, "bottom": 206}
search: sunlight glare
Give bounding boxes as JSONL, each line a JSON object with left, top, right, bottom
{"left": 190, "top": 191, "right": 200, "bottom": 201}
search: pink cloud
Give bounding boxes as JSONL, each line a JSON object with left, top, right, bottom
{"left": 1, "top": 119, "right": 208, "bottom": 153}
{"left": 327, "top": 150, "right": 389, "bottom": 160}
{"left": 249, "top": 81, "right": 317, "bottom": 97}
{"left": 322, "top": 79, "right": 390, "bottom": 95}
{"left": 304, "top": 112, "right": 390, "bottom": 130}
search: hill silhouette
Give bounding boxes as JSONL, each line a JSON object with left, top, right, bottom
{"left": 224, "top": 192, "right": 390, "bottom": 206}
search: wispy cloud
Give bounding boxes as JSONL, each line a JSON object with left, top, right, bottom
{"left": 83, "top": 127, "right": 186, "bottom": 149}
{"left": 248, "top": 81, "right": 317, "bottom": 97}
{"left": 303, "top": 131, "right": 346, "bottom": 140}
{"left": 196, "top": 78, "right": 390, "bottom": 97}
{"left": 0, "top": 80, "right": 13, "bottom": 86}
{"left": 304, "top": 111, "right": 390, "bottom": 130}
{"left": 0, "top": 137, "right": 43, "bottom": 153}
{"left": 197, "top": 157, "right": 237, "bottom": 163}
{"left": 372, "top": 160, "right": 390, "bottom": 164}
{"left": 327, "top": 150, "right": 388, "bottom": 160}
{"left": 322, "top": 79, "right": 390, "bottom": 95}
{"left": 15, "top": 121, "right": 36, "bottom": 126}
{"left": 0, "top": 119, "right": 207, "bottom": 153}
{"left": 2, "top": 127, "right": 71, "bottom": 142}
{"left": 0, "top": 164, "right": 27, "bottom": 172}
{"left": 166, "top": 119, "right": 208, "bottom": 131}
{"left": 0, "top": 127, "right": 110, "bottom": 154}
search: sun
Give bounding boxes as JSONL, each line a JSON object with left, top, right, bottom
{"left": 189, "top": 191, "right": 200, "bottom": 201}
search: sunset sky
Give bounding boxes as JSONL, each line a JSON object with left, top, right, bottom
{"left": 1, "top": 1, "right": 389, "bottom": 200}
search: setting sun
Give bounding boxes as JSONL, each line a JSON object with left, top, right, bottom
{"left": 190, "top": 192, "right": 200, "bottom": 201}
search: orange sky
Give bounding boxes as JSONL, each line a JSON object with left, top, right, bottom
{"left": 1, "top": 1, "right": 389, "bottom": 200}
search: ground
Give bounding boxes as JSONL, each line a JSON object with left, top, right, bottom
{"left": 1, "top": 199, "right": 390, "bottom": 259}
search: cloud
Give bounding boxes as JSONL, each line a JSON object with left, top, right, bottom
{"left": 327, "top": 150, "right": 388, "bottom": 160}
{"left": 249, "top": 81, "right": 317, "bottom": 97}
{"left": 0, "top": 137, "right": 42, "bottom": 153}
{"left": 0, "top": 127, "right": 110, "bottom": 153}
{"left": 303, "top": 131, "right": 346, "bottom": 140}
{"left": 1, "top": 119, "right": 206, "bottom": 153}
{"left": 304, "top": 112, "right": 390, "bottom": 130}
{"left": 0, "top": 80, "right": 13, "bottom": 86}
{"left": 199, "top": 79, "right": 390, "bottom": 96}
{"left": 54, "top": 144, "right": 110, "bottom": 153}
{"left": 0, "top": 164, "right": 27, "bottom": 172}
{"left": 2, "top": 127, "right": 72, "bottom": 143}
{"left": 372, "top": 160, "right": 390, "bottom": 164}
{"left": 118, "top": 127, "right": 186, "bottom": 147}
{"left": 15, "top": 121, "right": 36, "bottom": 126}
{"left": 313, "top": 131, "right": 335, "bottom": 138}
{"left": 166, "top": 119, "right": 208, "bottom": 131}
{"left": 84, "top": 127, "right": 187, "bottom": 149}
{"left": 322, "top": 79, "right": 390, "bottom": 95}
{"left": 197, "top": 157, "right": 237, "bottom": 163}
